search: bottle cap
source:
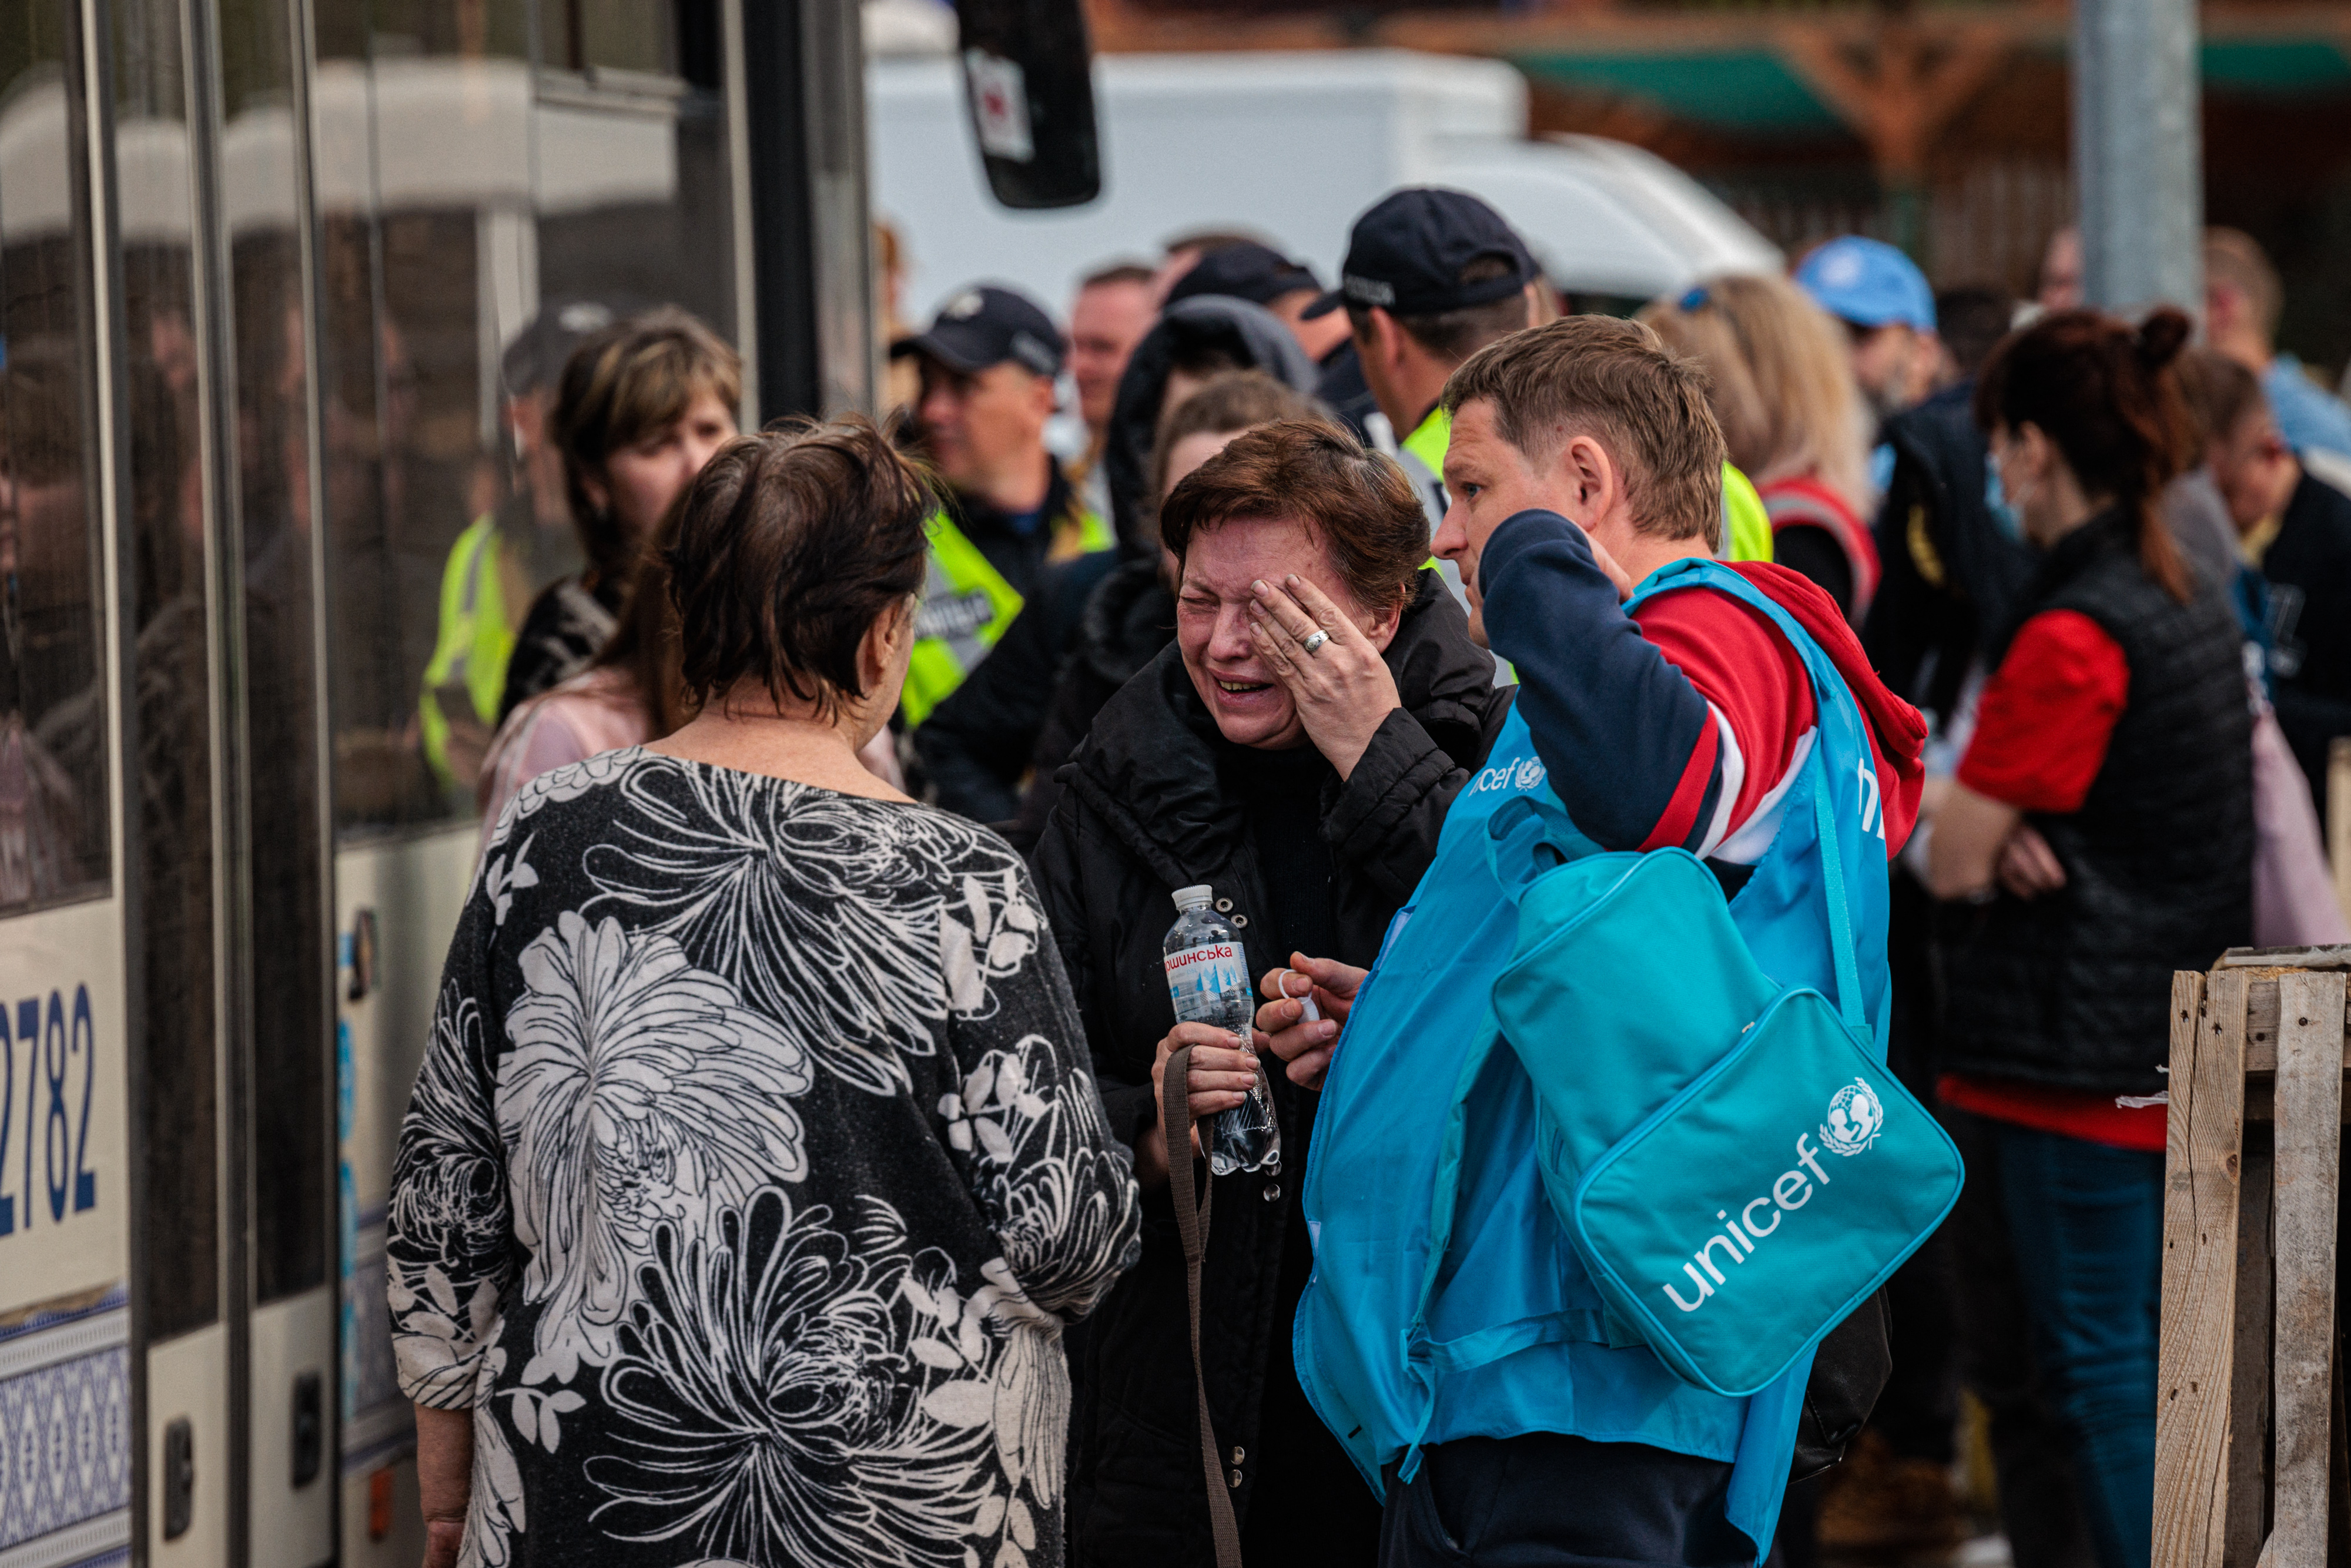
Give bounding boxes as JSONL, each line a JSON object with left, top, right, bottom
{"left": 1171, "top": 884, "right": 1213, "bottom": 910}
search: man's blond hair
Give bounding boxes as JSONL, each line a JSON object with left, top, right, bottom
{"left": 1441, "top": 315, "right": 1726, "bottom": 548}
{"left": 2204, "top": 227, "right": 2282, "bottom": 341}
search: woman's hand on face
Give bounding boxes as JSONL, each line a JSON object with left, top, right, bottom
{"left": 1137, "top": 1023, "right": 1262, "bottom": 1185}
{"left": 1247, "top": 575, "right": 1401, "bottom": 780}
{"left": 1254, "top": 954, "right": 1368, "bottom": 1091}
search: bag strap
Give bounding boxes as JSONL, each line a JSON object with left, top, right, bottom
{"left": 1164, "top": 1046, "right": 1247, "bottom": 1568}
{"left": 1485, "top": 794, "right": 1588, "bottom": 906}
{"left": 1809, "top": 771, "right": 1864, "bottom": 1036}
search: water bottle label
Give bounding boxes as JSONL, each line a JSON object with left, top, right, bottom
{"left": 1164, "top": 940, "right": 1248, "bottom": 1019}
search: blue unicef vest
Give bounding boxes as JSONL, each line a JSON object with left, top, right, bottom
{"left": 1293, "top": 559, "right": 1896, "bottom": 1559}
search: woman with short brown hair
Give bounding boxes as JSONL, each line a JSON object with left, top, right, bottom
{"left": 1032, "top": 418, "right": 1513, "bottom": 1564}
{"left": 391, "top": 417, "right": 1140, "bottom": 1568}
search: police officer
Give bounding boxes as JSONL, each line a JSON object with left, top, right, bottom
{"left": 1302, "top": 189, "right": 1543, "bottom": 535}
{"left": 892, "top": 283, "right": 1111, "bottom": 726}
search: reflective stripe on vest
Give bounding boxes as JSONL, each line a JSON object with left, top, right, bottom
{"left": 902, "top": 504, "right": 1114, "bottom": 726}
{"left": 419, "top": 514, "right": 515, "bottom": 787}
{"left": 900, "top": 512, "right": 1027, "bottom": 729}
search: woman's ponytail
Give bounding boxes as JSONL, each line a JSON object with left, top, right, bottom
{"left": 2134, "top": 307, "right": 2192, "bottom": 374}
{"left": 1975, "top": 304, "right": 2197, "bottom": 601}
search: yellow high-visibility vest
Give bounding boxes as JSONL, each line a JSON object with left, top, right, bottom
{"left": 1723, "top": 464, "right": 1774, "bottom": 564}
{"left": 900, "top": 504, "right": 1111, "bottom": 728}
{"left": 420, "top": 514, "right": 517, "bottom": 787}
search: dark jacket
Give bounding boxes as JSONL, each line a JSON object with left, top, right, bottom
{"left": 918, "top": 298, "right": 1319, "bottom": 825}
{"left": 2261, "top": 465, "right": 2351, "bottom": 826}
{"left": 1941, "top": 512, "right": 2253, "bottom": 1095}
{"left": 952, "top": 455, "right": 1089, "bottom": 603}
{"left": 1032, "top": 570, "right": 1511, "bottom": 1564}
{"left": 1864, "top": 381, "right": 2034, "bottom": 724}
{"left": 1007, "top": 556, "right": 1176, "bottom": 851}
{"left": 1099, "top": 296, "right": 1320, "bottom": 550}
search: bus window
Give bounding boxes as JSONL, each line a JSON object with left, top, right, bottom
{"left": 112, "top": 0, "right": 222, "bottom": 1342}
{"left": 221, "top": 0, "right": 331, "bottom": 1304}
{"left": 319, "top": 0, "right": 544, "bottom": 829}
{"left": 541, "top": 0, "right": 678, "bottom": 77}
{"left": 319, "top": 0, "right": 738, "bottom": 834}
{"left": 0, "top": 6, "right": 111, "bottom": 913}
{"left": 534, "top": 0, "right": 735, "bottom": 367}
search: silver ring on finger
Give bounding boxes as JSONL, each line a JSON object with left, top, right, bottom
{"left": 1301, "top": 629, "right": 1330, "bottom": 655}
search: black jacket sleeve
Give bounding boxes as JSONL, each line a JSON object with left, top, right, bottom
{"left": 1322, "top": 697, "right": 1510, "bottom": 908}
{"left": 916, "top": 599, "right": 1062, "bottom": 824}
{"left": 1027, "top": 787, "right": 1157, "bottom": 1150}
{"left": 1006, "top": 662, "right": 1107, "bottom": 855}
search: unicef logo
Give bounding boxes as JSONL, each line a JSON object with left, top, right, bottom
{"left": 1473, "top": 756, "right": 1549, "bottom": 794}
{"left": 1819, "top": 1078, "right": 1885, "bottom": 1156}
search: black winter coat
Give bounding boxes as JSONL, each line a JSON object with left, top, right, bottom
{"left": 1030, "top": 570, "right": 1512, "bottom": 1564}
{"left": 1007, "top": 556, "right": 1176, "bottom": 852}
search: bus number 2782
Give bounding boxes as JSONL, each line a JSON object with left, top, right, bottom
{"left": 0, "top": 987, "right": 98, "bottom": 1235}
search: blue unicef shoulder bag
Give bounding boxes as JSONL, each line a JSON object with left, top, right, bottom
{"left": 1485, "top": 770, "right": 1963, "bottom": 1399}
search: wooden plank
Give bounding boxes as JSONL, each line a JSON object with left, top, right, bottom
{"left": 2244, "top": 980, "right": 2279, "bottom": 1070}
{"left": 2234, "top": 979, "right": 2349, "bottom": 1074}
{"left": 2219, "top": 948, "right": 2351, "bottom": 974}
{"left": 2158, "top": 969, "right": 2247, "bottom": 1568}
{"left": 2224, "top": 1122, "right": 2274, "bottom": 1568}
{"left": 2267, "top": 972, "right": 2346, "bottom": 1567}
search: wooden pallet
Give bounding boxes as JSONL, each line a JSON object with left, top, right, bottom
{"left": 2155, "top": 947, "right": 2351, "bottom": 1568}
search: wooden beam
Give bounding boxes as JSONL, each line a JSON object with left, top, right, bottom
{"left": 2267, "top": 973, "right": 2345, "bottom": 1568}
{"left": 2219, "top": 947, "right": 2351, "bottom": 973}
{"left": 1771, "top": 22, "right": 2011, "bottom": 180}
{"left": 2158, "top": 969, "right": 2246, "bottom": 1568}
{"left": 1087, "top": 2, "right": 2351, "bottom": 60}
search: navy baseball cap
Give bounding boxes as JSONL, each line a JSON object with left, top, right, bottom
{"left": 1304, "top": 187, "right": 1539, "bottom": 320}
{"left": 890, "top": 284, "right": 1064, "bottom": 377}
{"left": 1794, "top": 237, "right": 1937, "bottom": 333}
{"left": 1166, "top": 242, "right": 1322, "bottom": 309}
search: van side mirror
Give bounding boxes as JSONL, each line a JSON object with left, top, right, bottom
{"left": 953, "top": 0, "right": 1101, "bottom": 209}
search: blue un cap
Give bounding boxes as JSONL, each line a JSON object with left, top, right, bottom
{"left": 1794, "top": 237, "right": 1936, "bottom": 333}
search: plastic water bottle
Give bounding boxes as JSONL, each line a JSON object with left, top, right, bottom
{"left": 1162, "top": 885, "right": 1281, "bottom": 1175}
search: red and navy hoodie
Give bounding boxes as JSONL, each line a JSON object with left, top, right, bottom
{"left": 1478, "top": 510, "right": 1925, "bottom": 864}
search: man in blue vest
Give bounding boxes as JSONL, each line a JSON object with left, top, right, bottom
{"left": 1242, "top": 316, "right": 1926, "bottom": 1565}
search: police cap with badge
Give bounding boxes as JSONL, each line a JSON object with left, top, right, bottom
{"left": 890, "top": 284, "right": 1065, "bottom": 378}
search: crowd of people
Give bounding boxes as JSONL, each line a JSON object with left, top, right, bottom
{"left": 384, "top": 186, "right": 2351, "bottom": 1568}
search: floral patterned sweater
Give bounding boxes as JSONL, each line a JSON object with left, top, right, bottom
{"left": 387, "top": 748, "right": 1143, "bottom": 1568}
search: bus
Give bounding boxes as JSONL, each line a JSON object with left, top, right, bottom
{"left": 0, "top": 1, "right": 1091, "bottom": 1563}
